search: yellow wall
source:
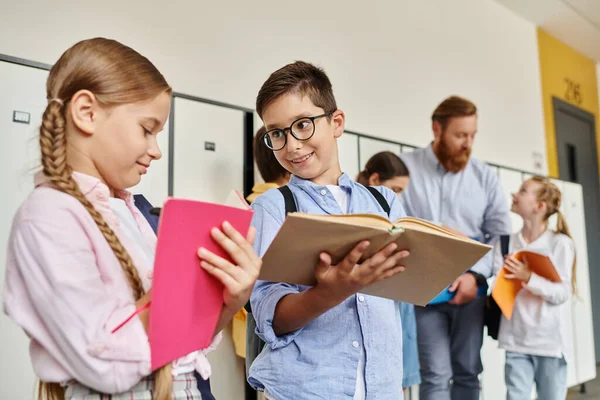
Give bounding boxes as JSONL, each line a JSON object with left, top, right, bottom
{"left": 537, "top": 28, "right": 600, "bottom": 178}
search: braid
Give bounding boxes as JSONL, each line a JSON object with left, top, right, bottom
{"left": 530, "top": 176, "right": 577, "bottom": 295}
{"left": 35, "top": 38, "right": 176, "bottom": 399}
{"left": 39, "top": 101, "right": 145, "bottom": 299}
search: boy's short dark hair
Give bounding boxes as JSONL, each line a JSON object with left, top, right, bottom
{"left": 254, "top": 126, "right": 289, "bottom": 183}
{"left": 256, "top": 61, "right": 337, "bottom": 119}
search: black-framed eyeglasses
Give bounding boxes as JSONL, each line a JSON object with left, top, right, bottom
{"left": 262, "top": 112, "right": 334, "bottom": 151}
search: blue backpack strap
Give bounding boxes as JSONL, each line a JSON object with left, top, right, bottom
{"left": 366, "top": 186, "right": 391, "bottom": 217}
{"left": 244, "top": 185, "right": 296, "bottom": 315}
{"left": 133, "top": 194, "right": 159, "bottom": 234}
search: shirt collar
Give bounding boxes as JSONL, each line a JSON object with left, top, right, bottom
{"left": 289, "top": 172, "right": 354, "bottom": 191}
{"left": 424, "top": 142, "right": 444, "bottom": 172}
{"left": 34, "top": 171, "right": 134, "bottom": 206}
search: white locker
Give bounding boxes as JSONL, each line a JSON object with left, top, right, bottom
{"left": 170, "top": 97, "right": 247, "bottom": 400}
{"left": 547, "top": 180, "right": 578, "bottom": 388}
{"left": 358, "top": 137, "right": 402, "bottom": 171}
{"left": 0, "top": 61, "right": 49, "bottom": 399}
{"left": 338, "top": 132, "right": 359, "bottom": 180}
{"left": 497, "top": 169, "right": 524, "bottom": 234}
{"left": 172, "top": 97, "right": 246, "bottom": 204}
{"left": 130, "top": 116, "right": 171, "bottom": 207}
{"left": 563, "top": 182, "right": 597, "bottom": 385}
{"left": 480, "top": 335, "right": 507, "bottom": 400}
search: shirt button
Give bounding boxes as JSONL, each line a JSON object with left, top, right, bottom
{"left": 320, "top": 189, "right": 327, "bottom": 196}
{"left": 358, "top": 295, "right": 365, "bottom": 302}
{"left": 352, "top": 341, "right": 359, "bottom": 348}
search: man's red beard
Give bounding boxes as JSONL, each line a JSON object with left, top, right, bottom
{"left": 436, "top": 134, "right": 471, "bottom": 173}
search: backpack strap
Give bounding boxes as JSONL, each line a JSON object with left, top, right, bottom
{"left": 244, "top": 185, "right": 297, "bottom": 314}
{"left": 278, "top": 185, "right": 298, "bottom": 214}
{"left": 366, "top": 186, "right": 391, "bottom": 217}
{"left": 133, "top": 194, "right": 159, "bottom": 234}
{"left": 500, "top": 234, "right": 510, "bottom": 257}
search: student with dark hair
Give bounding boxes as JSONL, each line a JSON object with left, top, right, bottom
{"left": 246, "top": 126, "right": 290, "bottom": 204}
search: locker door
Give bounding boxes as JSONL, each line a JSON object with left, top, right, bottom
{"left": 563, "top": 182, "right": 596, "bottom": 384}
{"left": 338, "top": 132, "right": 359, "bottom": 180}
{"left": 547, "top": 180, "right": 578, "bottom": 388}
{"left": 172, "top": 97, "right": 246, "bottom": 204}
{"left": 0, "top": 61, "right": 48, "bottom": 399}
{"left": 358, "top": 137, "right": 402, "bottom": 170}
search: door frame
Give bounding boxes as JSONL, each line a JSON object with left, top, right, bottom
{"left": 553, "top": 96, "right": 600, "bottom": 367}
{"left": 552, "top": 96, "right": 599, "bottom": 183}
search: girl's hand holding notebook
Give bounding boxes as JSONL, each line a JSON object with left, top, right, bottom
{"left": 503, "top": 255, "right": 532, "bottom": 283}
{"left": 198, "top": 222, "right": 261, "bottom": 325}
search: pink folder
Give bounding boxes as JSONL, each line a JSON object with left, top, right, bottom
{"left": 149, "top": 197, "right": 253, "bottom": 371}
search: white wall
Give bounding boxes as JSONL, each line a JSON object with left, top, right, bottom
{"left": 0, "top": 0, "right": 545, "bottom": 173}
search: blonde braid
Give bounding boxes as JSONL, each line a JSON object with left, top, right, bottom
{"left": 36, "top": 37, "right": 175, "bottom": 400}
{"left": 39, "top": 101, "right": 145, "bottom": 299}
{"left": 38, "top": 100, "right": 176, "bottom": 399}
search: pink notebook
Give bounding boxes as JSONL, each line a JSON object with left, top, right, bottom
{"left": 149, "top": 197, "right": 253, "bottom": 371}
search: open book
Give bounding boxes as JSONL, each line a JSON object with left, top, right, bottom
{"left": 492, "top": 250, "right": 561, "bottom": 319}
{"left": 260, "top": 213, "right": 492, "bottom": 305}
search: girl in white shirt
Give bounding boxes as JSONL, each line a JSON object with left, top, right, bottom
{"left": 492, "top": 176, "right": 576, "bottom": 400}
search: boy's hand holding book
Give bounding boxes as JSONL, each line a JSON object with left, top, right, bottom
{"left": 311, "top": 240, "right": 410, "bottom": 306}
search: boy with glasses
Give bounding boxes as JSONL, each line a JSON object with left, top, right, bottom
{"left": 248, "top": 61, "right": 411, "bottom": 400}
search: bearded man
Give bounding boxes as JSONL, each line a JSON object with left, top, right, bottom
{"left": 399, "top": 96, "right": 512, "bottom": 400}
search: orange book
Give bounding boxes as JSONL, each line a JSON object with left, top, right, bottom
{"left": 492, "top": 250, "right": 561, "bottom": 320}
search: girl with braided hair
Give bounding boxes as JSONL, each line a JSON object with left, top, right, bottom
{"left": 3, "top": 38, "right": 261, "bottom": 400}
{"left": 492, "top": 176, "right": 576, "bottom": 400}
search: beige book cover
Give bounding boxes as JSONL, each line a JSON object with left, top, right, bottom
{"left": 259, "top": 213, "right": 492, "bottom": 305}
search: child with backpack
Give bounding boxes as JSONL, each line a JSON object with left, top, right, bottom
{"left": 247, "top": 61, "right": 411, "bottom": 399}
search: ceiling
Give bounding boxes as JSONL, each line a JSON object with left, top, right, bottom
{"left": 494, "top": 0, "right": 600, "bottom": 62}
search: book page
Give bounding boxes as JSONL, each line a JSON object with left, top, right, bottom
{"left": 394, "top": 217, "right": 472, "bottom": 240}
{"left": 225, "top": 190, "right": 251, "bottom": 210}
